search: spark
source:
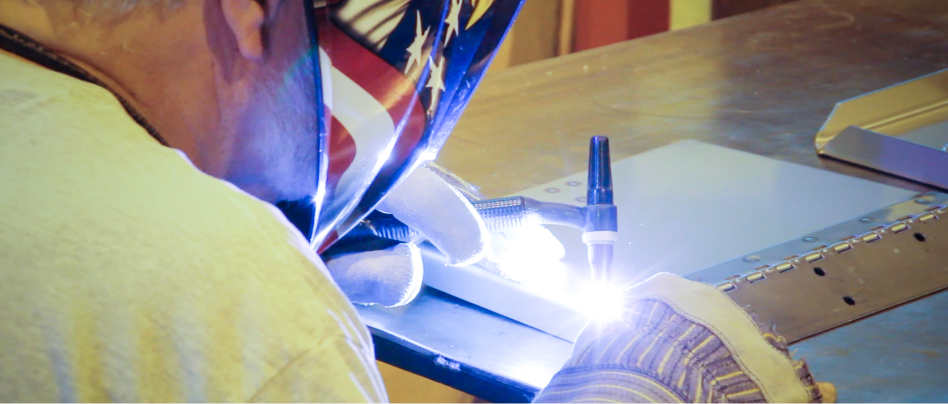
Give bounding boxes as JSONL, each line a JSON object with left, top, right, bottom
{"left": 577, "top": 282, "right": 625, "bottom": 323}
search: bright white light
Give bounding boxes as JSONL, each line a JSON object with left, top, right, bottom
{"left": 492, "top": 225, "right": 566, "bottom": 283}
{"left": 576, "top": 283, "right": 625, "bottom": 323}
{"left": 485, "top": 225, "right": 626, "bottom": 323}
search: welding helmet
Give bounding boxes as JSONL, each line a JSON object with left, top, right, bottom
{"left": 278, "top": 0, "right": 524, "bottom": 252}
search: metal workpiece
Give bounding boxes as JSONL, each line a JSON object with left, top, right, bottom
{"left": 432, "top": 139, "right": 916, "bottom": 342}
{"left": 367, "top": 1, "right": 948, "bottom": 401}
{"left": 359, "top": 286, "right": 573, "bottom": 403}
{"left": 689, "top": 192, "right": 948, "bottom": 343}
{"left": 816, "top": 69, "right": 948, "bottom": 190}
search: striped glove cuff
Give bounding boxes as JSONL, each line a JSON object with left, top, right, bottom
{"left": 535, "top": 274, "right": 824, "bottom": 403}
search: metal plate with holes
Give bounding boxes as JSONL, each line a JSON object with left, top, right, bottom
{"left": 691, "top": 194, "right": 948, "bottom": 342}
{"left": 423, "top": 140, "right": 915, "bottom": 342}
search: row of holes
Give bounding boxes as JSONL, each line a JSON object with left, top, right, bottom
{"left": 809, "top": 231, "right": 928, "bottom": 307}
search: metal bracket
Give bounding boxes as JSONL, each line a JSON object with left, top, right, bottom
{"left": 816, "top": 68, "right": 948, "bottom": 190}
{"left": 689, "top": 192, "right": 948, "bottom": 342}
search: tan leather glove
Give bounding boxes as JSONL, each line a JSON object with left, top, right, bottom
{"left": 535, "top": 273, "right": 834, "bottom": 403}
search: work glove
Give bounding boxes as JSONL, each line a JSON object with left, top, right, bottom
{"left": 323, "top": 163, "right": 491, "bottom": 307}
{"left": 535, "top": 273, "right": 836, "bottom": 403}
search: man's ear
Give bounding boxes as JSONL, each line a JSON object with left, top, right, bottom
{"left": 220, "top": 0, "right": 266, "bottom": 60}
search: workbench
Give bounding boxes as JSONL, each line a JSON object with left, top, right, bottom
{"left": 359, "top": 1, "right": 948, "bottom": 401}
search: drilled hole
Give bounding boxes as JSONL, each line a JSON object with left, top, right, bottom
{"left": 843, "top": 296, "right": 856, "bottom": 306}
{"left": 915, "top": 232, "right": 927, "bottom": 242}
{"left": 813, "top": 267, "right": 826, "bottom": 276}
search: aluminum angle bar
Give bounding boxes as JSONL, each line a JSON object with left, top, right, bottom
{"left": 688, "top": 192, "right": 948, "bottom": 343}
{"left": 816, "top": 68, "right": 948, "bottom": 189}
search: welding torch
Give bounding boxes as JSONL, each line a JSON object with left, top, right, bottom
{"left": 335, "top": 136, "right": 618, "bottom": 283}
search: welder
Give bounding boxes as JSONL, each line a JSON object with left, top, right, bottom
{"left": 0, "top": 0, "right": 832, "bottom": 402}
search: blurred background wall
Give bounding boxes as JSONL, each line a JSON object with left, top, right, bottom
{"left": 490, "top": 0, "right": 799, "bottom": 71}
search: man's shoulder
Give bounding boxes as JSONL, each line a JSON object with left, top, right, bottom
{"left": 0, "top": 51, "right": 337, "bottom": 297}
{"left": 0, "top": 48, "right": 378, "bottom": 404}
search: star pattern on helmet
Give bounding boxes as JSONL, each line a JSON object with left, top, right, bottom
{"left": 305, "top": 0, "right": 519, "bottom": 247}
{"left": 425, "top": 55, "right": 446, "bottom": 116}
{"left": 444, "top": 0, "right": 462, "bottom": 46}
{"left": 400, "top": 0, "right": 496, "bottom": 117}
{"left": 404, "top": 11, "right": 430, "bottom": 74}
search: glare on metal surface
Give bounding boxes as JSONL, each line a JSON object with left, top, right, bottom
{"left": 492, "top": 224, "right": 566, "bottom": 283}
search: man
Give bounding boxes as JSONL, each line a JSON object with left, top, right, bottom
{"left": 0, "top": 0, "right": 831, "bottom": 401}
{"left": 0, "top": 0, "right": 393, "bottom": 400}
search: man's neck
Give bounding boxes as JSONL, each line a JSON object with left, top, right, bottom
{"left": 0, "top": 1, "right": 218, "bottom": 173}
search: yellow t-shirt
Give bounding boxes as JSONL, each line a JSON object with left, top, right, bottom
{"left": 0, "top": 51, "right": 386, "bottom": 402}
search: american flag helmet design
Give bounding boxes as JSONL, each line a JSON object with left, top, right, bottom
{"left": 280, "top": 0, "right": 524, "bottom": 252}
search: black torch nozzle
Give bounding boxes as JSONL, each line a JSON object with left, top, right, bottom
{"left": 583, "top": 136, "right": 617, "bottom": 284}
{"left": 587, "top": 136, "right": 613, "bottom": 205}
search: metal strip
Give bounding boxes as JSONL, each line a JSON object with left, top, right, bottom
{"left": 818, "top": 126, "right": 948, "bottom": 190}
{"left": 815, "top": 68, "right": 948, "bottom": 190}
{"left": 370, "top": 326, "right": 536, "bottom": 403}
{"left": 688, "top": 192, "right": 948, "bottom": 342}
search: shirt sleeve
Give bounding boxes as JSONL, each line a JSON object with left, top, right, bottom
{"left": 247, "top": 209, "right": 390, "bottom": 403}
{"left": 249, "top": 335, "right": 387, "bottom": 403}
